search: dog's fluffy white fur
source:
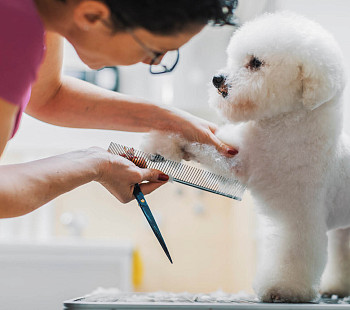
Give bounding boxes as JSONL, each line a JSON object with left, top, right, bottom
{"left": 143, "top": 12, "right": 350, "bottom": 302}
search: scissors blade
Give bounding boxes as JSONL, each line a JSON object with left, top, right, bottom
{"left": 133, "top": 184, "right": 173, "bottom": 264}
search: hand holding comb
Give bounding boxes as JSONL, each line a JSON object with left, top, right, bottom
{"left": 108, "top": 142, "right": 246, "bottom": 200}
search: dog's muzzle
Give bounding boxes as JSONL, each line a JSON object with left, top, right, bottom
{"left": 212, "top": 75, "right": 229, "bottom": 98}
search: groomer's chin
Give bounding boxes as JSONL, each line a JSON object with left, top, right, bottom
{"left": 78, "top": 55, "right": 106, "bottom": 70}
{"left": 87, "top": 63, "right": 105, "bottom": 70}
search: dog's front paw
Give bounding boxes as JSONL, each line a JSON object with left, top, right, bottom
{"left": 142, "top": 131, "right": 189, "bottom": 162}
{"left": 257, "top": 283, "right": 318, "bottom": 303}
{"left": 186, "top": 143, "right": 241, "bottom": 178}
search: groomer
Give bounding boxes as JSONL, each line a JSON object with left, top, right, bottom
{"left": 0, "top": 0, "right": 238, "bottom": 218}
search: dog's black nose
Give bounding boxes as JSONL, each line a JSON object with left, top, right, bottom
{"left": 212, "top": 75, "right": 225, "bottom": 88}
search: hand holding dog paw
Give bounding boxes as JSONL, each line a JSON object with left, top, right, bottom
{"left": 164, "top": 108, "right": 238, "bottom": 157}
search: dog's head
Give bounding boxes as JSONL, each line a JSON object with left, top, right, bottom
{"left": 210, "top": 12, "right": 346, "bottom": 122}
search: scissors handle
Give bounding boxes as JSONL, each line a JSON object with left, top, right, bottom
{"left": 133, "top": 184, "right": 173, "bottom": 264}
{"left": 133, "top": 184, "right": 148, "bottom": 208}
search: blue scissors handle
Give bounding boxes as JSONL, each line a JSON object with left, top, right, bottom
{"left": 133, "top": 183, "right": 173, "bottom": 264}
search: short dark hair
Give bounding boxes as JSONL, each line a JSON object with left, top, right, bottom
{"left": 58, "top": 0, "right": 238, "bottom": 34}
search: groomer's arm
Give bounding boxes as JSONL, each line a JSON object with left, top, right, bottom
{"left": 27, "top": 33, "right": 235, "bottom": 156}
{"left": 0, "top": 148, "right": 101, "bottom": 218}
{"left": 0, "top": 147, "right": 167, "bottom": 218}
{"left": 0, "top": 102, "right": 100, "bottom": 218}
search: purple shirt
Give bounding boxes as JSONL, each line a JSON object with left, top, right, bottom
{"left": 0, "top": 0, "right": 45, "bottom": 137}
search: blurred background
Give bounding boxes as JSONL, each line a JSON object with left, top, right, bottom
{"left": 1, "top": 0, "right": 350, "bottom": 309}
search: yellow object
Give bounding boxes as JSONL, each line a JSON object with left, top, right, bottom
{"left": 132, "top": 249, "right": 143, "bottom": 289}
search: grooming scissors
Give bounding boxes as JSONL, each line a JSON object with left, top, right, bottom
{"left": 133, "top": 183, "right": 173, "bottom": 264}
{"left": 119, "top": 147, "right": 172, "bottom": 263}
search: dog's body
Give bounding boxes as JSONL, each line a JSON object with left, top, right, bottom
{"left": 143, "top": 12, "right": 350, "bottom": 302}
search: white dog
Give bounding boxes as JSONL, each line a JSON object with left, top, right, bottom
{"left": 143, "top": 12, "right": 350, "bottom": 302}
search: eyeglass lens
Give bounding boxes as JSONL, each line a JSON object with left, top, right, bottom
{"left": 150, "top": 50, "right": 180, "bottom": 74}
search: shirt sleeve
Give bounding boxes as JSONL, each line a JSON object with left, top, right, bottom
{"left": 0, "top": 5, "right": 45, "bottom": 106}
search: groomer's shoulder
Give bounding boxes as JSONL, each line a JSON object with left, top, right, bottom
{"left": 0, "top": 0, "right": 40, "bottom": 154}
{"left": 0, "top": 0, "right": 45, "bottom": 107}
{"left": 0, "top": 0, "right": 45, "bottom": 57}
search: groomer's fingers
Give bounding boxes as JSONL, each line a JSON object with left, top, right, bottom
{"left": 209, "top": 123, "right": 219, "bottom": 134}
{"left": 139, "top": 181, "right": 167, "bottom": 195}
{"left": 209, "top": 132, "right": 238, "bottom": 157}
{"left": 136, "top": 168, "right": 169, "bottom": 196}
{"left": 119, "top": 154, "right": 147, "bottom": 168}
{"left": 139, "top": 168, "right": 169, "bottom": 183}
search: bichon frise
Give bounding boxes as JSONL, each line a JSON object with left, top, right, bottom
{"left": 143, "top": 12, "right": 350, "bottom": 302}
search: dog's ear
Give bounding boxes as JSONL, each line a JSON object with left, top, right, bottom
{"left": 301, "top": 63, "right": 343, "bottom": 111}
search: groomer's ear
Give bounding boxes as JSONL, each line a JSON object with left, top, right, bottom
{"left": 73, "top": 0, "right": 110, "bottom": 31}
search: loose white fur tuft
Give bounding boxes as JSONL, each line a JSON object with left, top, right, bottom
{"left": 144, "top": 12, "right": 350, "bottom": 302}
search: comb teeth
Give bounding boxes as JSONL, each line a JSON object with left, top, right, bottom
{"left": 108, "top": 142, "right": 246, "bottom": 201}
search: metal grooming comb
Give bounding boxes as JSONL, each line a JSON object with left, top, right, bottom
{"left": 108, "top": 142, "right": 246, "bottom": 201}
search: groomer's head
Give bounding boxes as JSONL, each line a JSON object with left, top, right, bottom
{"left": 55, "top": 0, "right": 238, "bottom": 69}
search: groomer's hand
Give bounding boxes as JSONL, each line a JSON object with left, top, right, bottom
{"left": 94, "top": 148, "right": 168, "bottom": 203}
{"left": 165, "top": 108, "right": 238, "bottom": 157}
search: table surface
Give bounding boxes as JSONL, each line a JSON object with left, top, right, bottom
{"left": 63, "top": 293, "right": 350, "bottom": 310}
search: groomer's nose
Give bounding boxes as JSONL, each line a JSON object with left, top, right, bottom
{"left": 142, "top": 54, "right": 165, "bottom": 65}
{"left": 212, "top": 75, "right": 225, "bottom": 88}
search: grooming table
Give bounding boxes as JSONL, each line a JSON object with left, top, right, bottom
{"left": 63, "top": 290, "right": 350, "bottom": 310}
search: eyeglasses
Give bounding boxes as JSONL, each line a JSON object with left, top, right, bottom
{"left": 129, "top": 31, "right": 180, "bottom": 75}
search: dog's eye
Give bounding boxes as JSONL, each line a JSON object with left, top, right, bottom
{"left": 247, "top": 57, "right": 264, "bottom": 70}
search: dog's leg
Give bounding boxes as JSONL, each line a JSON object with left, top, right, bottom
{"left": 254, "top": 207, "right": 328, "bottom": 303}
{"left": 320, "top": 227, "right": 350, "bottom": 297}
{"left": 142, "top": 125, "right": 243, "bottom": 178}
{"left": 142, "top": 131, "right": 189, "bottom": 162}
